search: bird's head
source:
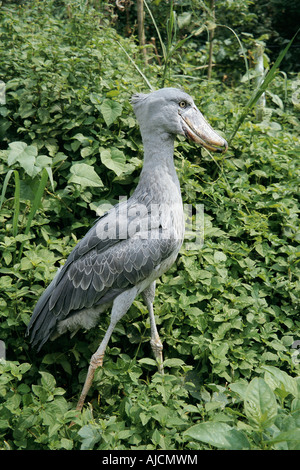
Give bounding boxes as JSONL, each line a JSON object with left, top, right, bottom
{"left": 131, "top": 87, "right": 228, "bottom": 153}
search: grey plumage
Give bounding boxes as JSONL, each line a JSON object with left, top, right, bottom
{"left": 26, "top": 87, "right": 227, "bottom": 410}
{"left": 27, "top": 194, "right": 181, "bottom": 350}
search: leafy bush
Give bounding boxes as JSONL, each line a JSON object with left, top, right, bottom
{"left": 0, "top": 0, "right": 299, "bottom": 450}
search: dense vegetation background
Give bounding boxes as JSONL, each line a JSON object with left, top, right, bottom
{"left": 0, "top": 0, "right": 299, "bottom": 450}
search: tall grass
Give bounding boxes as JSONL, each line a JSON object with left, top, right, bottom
{"left": 0, "top": 170, "right": 20, "bottom": 239}
{"left": 137, "top": 4, "right": 298, "bottom": 161}
{"left": 0, "top": 168, "right": 51, "bottom": 263}
{"left": 229, "top": 29, "right": 299, "bottom": 144}
{"left": 143, "top": 0, "right": 206, "bottom": 87}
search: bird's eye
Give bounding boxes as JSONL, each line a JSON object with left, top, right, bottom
{"left": 179, "top": 101, "right": 187, "bottom": 109}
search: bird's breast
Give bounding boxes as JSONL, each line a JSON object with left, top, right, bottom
{"left": 158, "top": 199, "right": 185, "bottom": 244}
{"left": 137, "top": 169, "right": 185, "bottom": 245}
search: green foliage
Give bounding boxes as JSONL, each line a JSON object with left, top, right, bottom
{"left": 0, "top": 0, "right": 300, "bottom": 450}
{"left": 108, "top": 0, "right": 299, "bottom": 83}
{"left": 184, "top": 367, "right": 300, "bottom": 450}
{"left": 1, "top": 359, "right": 300, "bottom": 449}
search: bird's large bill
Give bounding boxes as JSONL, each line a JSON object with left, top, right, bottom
{"left": 179, "top": 107, "right": 228, "bottom": 153}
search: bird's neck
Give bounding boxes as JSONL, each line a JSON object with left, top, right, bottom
{"left": 139, "top": 131, "right": 179, "bottom": 187}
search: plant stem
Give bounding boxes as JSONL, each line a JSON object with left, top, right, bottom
{"left": 137, "top": 0, "right": 147, "bottom": 64}
{"left": 254, "top": 43, "right": 266, "bottom": 121}
{"left": 207, "top": 0, "right": 215, "bottom": 80}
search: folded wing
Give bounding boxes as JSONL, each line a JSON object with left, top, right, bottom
{"left": 27, "top": 198, "right": 179, "bottom": 349}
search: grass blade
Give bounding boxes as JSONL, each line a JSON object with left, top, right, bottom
{"left": 24, "top": 168, "right": 49, "bottom": 236}
{"left": 117, "top": 40, "right": 153, "bottom": 91}
{"left": 143, "top": 0, "right": 166, "bottom": 61}
{"left": 45, "top": 166, "right": 54, "bottom": 191}
{"left": 12, "top": 170, "right": 20, "bottom": 238}
{"left": 18, "top": 168, "right": 49, "bottom": 262}
{"left": 217, "top": 24, "right": 249, "bottom": 83}
{"left": 0, "top": 169, "right": 14, "bottom": 210}
{"left": 0, "top": 170, "right": 20, "bottom": 262}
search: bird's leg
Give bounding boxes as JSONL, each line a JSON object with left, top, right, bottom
{"left": 76, "top": 288, "right": 138, "bottom": 411}
{"left": 142, "top": 282, "right": 164, "bottom": 374}
{"left": 76, "top": 321, "right": 115, "bottom": 411}
{"left": 150, "top": 326, "right": 164, "bottom": 375}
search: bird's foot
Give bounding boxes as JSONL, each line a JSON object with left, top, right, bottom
{"left": 76, "top": 352, "right": 104, "bottom": 412}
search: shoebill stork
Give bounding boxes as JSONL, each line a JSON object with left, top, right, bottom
{"left": 27, "top": 88, "right": 227, "bottom": 411}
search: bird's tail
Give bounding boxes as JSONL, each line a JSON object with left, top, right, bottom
{"left": 26, "top": 276, "right": 59, "bottom": 351}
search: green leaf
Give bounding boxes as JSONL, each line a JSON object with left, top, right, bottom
{"left": 244, "top": 377, "right": 278, "bottom": 430}
{"left": 151, "top": 428, "right": 162, "bottom": 446}
{"left": 100, "top": 147, "right": 126, "bottom": 176}
{"left": 262, "top": 365, "right": 298, "bottom": 398}
{"left": 78, "top": 425, "right": 102, "bottom": 450}
{"left": 69, "top": 163, "right": 103, "bottom": 187}
{"left": 7, "top": 141, "right": 37, "bottom": 176}
{"left": 36, "top": 155, "right": 52, "bottom": 168}
{"left": 177, "top": 12, "right": 192, "bottom": 29}
{"left": 183, "top": 422, "right": 250, "bottom": 450}
{"left": 89, "top": 92, "right": 102, "bottom": 105}
{"left": 100, "top": 99, "right": 123, "bottom": 127}
{"left": 40, "top": 371, "right": 56, "bottom": 393}
{"left": 214, "top": 251, "right": 227, "bottom": 262}
{"left": 60, "top": 438, "right": 73, "bottom": 450}
{"left": 229, "top": 380, "right": 249, "bottom": 400}
{"left": 163, "top": 358, "right": 185, "bottom": 368}
{"left": 138, "top": 358, "right": 157, "bottom": 367}
{"left": 32, "top": 384, "right": 48, "bottom": 402}
{"left": 266, "top": 429, "right": 300, "bottom": 450}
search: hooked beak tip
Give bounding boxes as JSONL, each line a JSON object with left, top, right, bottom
{"left": 219, "top": 140, "right": 228, "bottom": 153}
{"left": 180, "top": 109, "right": 228, "bottom": 154}
{"left": 206, "top": 139, "right": 228, "bottom": 153}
